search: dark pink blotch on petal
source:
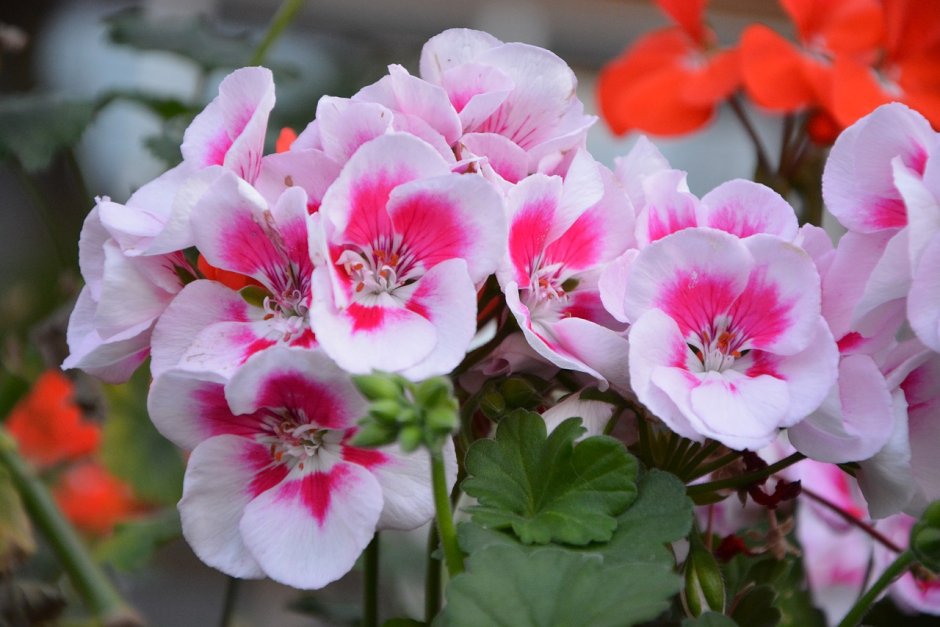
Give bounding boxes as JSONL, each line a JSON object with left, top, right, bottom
{"left": 656, "top": 271, "right": 739, "bottom": 337}
{"left": 727, "top": 267, "right": 794, "bottom": 349}
{"left": 390, "top": 192, "right": 470, "bottom": 268}
{"left": 343, "top": 173, "right": 409, "bottom": 248}
{"left": 544, "top": 209, "right": 604, "bottom": 271}
{"left": 256, "top": 372, "right": 347, "bottom": 429}
{"left": 509, "top": 195, "right": 557, "bottom": 287}
{"left": 299, "top": 465, "right": 355, "bottom": 527}
{"left": 194, "top": 385, "right": 262, "bottom": 439}
{"left": 745, "top": 350, "right": 782, "bottom": 378}
{"left": 341, "top": 444, "right": 389, "bottom": 470}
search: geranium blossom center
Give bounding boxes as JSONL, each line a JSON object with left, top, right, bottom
{"left": 258, "top": 411, "right": 338, "bottom": 468}
{"left": 687, "top": 317, "right": 749, "bottom": 373}
{"left": 337, "top": 239, "right": 422, "bottom": 302}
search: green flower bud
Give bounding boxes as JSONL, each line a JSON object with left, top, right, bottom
{"left": 368, "top": 399, "right": 403, "bottom": 424}
{"left": 682, "top": 539, "right": 726, "bottom": 618}
{"left": 350, "top": 422, "right": 397, "bottom": 448}
{"left": 415, "top": 377, "right": 452, "bottom": 409}
{"left": 353, "top": 373, "right": 405, "bottom": 401}
{"left": 499, "top": 377, "right": 542, "bottom": 409}
{"left": 398, "top": 424, "right": 425, "bottom": 453}
{"left": 479, "top": 388, "right": 507, "bottom": 419}
{"left": 426, "top": 405, "right": 459, "bottom": 435}
{"left": 911, "top": 502, "right": 940, "bottom": 571}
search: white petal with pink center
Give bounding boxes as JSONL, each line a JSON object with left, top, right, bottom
{"left": 311, "top": 133, "right": 505, "bottom": 377}
{"left": 823, "top": 102, "right": 937, "bottom": 233}
{"left": 154, "top": 347, "right": 447, "bottom": 588}
{"left": 499, "top": 155, "right": 632, "bottom": 387}
{"left": 623, "top": 229, "right": 835, "bottom": 449}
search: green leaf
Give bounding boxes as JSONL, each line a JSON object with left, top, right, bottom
{"left": 437, "top": 545, "right": 677, "bottom": 627}
{"left": 459, "top": 469, "right": 693, "bottom": 568}
{"left": 383, "top": 620, "right": 426, "bottom": 627}
{"left": 94, "top": 508, "right": 181, "bottom": 571}
{"left": 682, "top": 612, "right": 738, "bottom": 627}
{"left": 0, "top": 465, "right": 35, "bottom": 568}
{"left": 462, "top": 411, "right": 638, "bottom": 545}
{"left": 0, "top": 95, "right": 98, "bottom": 172}
{"left": 730, "top": 585, "right": 781, "bottom": 627}
{"left": 101, "top": 368, "right": 185, "bottom": 505}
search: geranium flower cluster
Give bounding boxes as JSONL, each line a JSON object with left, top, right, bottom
{"left": 63, "top": 26, "right": 940, "bottom": 599}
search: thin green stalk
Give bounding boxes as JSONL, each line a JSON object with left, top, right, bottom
{"left": 430, "top": 449, "right": 464, "bottom": 576}
{"left": 687, "top": 452, "right": 805, "bottom": 497}
{"left": 802, "top": 486, "right": 903, "bottom": 553}
{"left": 249, "top": 0, "right": 306, "bottom": 65}
{"left": 728, "top": 94, "right": 772, "bottom": 174}
{"left": 0, "top": 429, "right": 141, "bottom": 626}
{"left": 836, "top": 550, "right": 916, "bottom": 627}
{"left": 685, "top": 451, "right": 742, "bottom": 483}
{"left": 666, "top": 437, "right": 693, "bottom": 473}
{"left": 424, "top": 524, "right": 442, "bottom": 622}
{"left": 676, "top": 440, "right": 724, "bottom": 479}
{"left": 363, "top": 535, "right": 379, "bottom": 627}
{"left": 218, "top": 576, "right": 240, "bottom": 627}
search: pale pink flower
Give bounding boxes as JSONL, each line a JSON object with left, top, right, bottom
{"left": 309, "top": 133, "right": 505, "bottom": 379}
{"left": 874, "top": 514, "right": 940, "bottom": 616}
{"left": 148, "top": 346, "right": 453, "bottom": 589}
{"left": 498, "top": 151, "right": 633, "bottom": 390}
{"left": 620, "top": 228, "right": 837, "bottom": 450}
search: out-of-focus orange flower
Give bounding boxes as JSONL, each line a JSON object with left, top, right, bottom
{"left": 598, "top": 0, "right": 740, "bottom": 136}
{"left": 276, "top": 126, "right": 297, "bottom": 153}
{"left": 740, "top": 0, "right": 883, "bottom": 114}
{"left": 6, "top": 371, "right": 99, "bottom": 469}
{"left": 52, "top": 462, "right": 138, "bottom": 536}
{"left": 830, "top": 0, "right": 940, "bottom": 129}
{"left": 197, "top": 254, "right": 262, "bottom": 292}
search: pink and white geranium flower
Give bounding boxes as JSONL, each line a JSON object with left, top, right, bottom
{"left": 310, "top": 132, "right": 505, "bottom": 379}
{"left": 150, "top": 173, "right": 316, "bottom": 378}
{"left": 874, "top": 514, "right": 940, "bottom": 616}
{"left": 148, "top": 346, "right": 452, "bottom": 589}
{"left": 619, "top": 228, "right": 838, "bottom": 450}
{"left": 417, "top": 28, "right": 595, "bottom": 181}
{"left": 498, "top": 151, "right": 633, "bottom": 389}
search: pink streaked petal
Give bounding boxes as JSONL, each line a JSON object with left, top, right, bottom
{"left": 181, "top": 67, "right": 274, "bottom": 182}
{"left": 552, "top": 150, "right": 605, "bottom": 242}
{"left": 893, "top": 154, "right": 940, "bottom": 269}
{"left": 790, "top": 353, "right": 894, "bottom": 463}
{"left": 148, "top": 370, "right": 258, "bottom": 450}
{"left": 823, "top": 102, "right": 936, "bottom": 233}
{"left": 309, "top": 269, "right": 438, "bottom": 375}
{"left": 795, "top": 224, "right": 835, "bottom": 275}
{"left": 226, "top": 347, "right": 366, "bottom": 430}
{"left": 821, "top": 230, "right": 894, "bottom": 338}
{"left": 625, "top": 229, "right": 751, "bottom": 335}
{"left": 687, "top": 370, "right": 790, "bottom": 451}
{"left": 270, "top": 186, "right": 313, "bottom": 277}
{"left": 733, "top": 234, "right": 821, "bottom": 354}
{"left": 441, "top": 62, "right": 513, "bottom": 129}
{"left": 505, "top": 174, "right": 564, "bottom": 287}
{"left": 93, "top": 242, "right": 178, "bottom": 339}
{"left": 628, "top": 309, "right": 704, "bottom": 441}
{"left": 150, "top": 279, "right": 256, "bottom": 378}
{"left": 635, "top": 170, "right": 699, "bottom": 245}
{"left": 598, "top": 249, "right": 637, "bottom": 324}
{"left": 315, "top": 96, "right": 395, "bottom": 163}
{"left": 613, "top": 136, "right": 673, "bottom": 211}
{"left": 319, "top": 133, "right": 451, "bottom": 243}
{"left": 387, "top": 174, "right": 504, "bottom": 282}
{"left": 419, "top": 28, "right": 503, "bottom": 84}
{"left": 525, "top": 104, "right": 595, "bottom": 173}
{"left": 255, "top": 149, "right": 341, "bottom": 211}
{"left": 178, "top": 435, "right": 272, "bottom": 579}
{"left": 176, "top": 320, "right": 278, "bottom": 379}
{"left": 143, "top": 166, "right": 224, "bottom": 256}
{"left": 459, "top": 132, "right": 528, "bottom": 184}
{"left": 851, "top": 227, "right": 911, "bottom": 324}
{"left": 698, "top": 179, "right": 799, "bottom": 240}
{"left": 191, "top": 173, "right": 284, "bottom": 284}
{"left": 856, "top": 392, "right": 916, "bottom": 518}
{"left": 551, "top": 316, "right": 631, "bottom": 392}
{"left": 239, "top": 461, "right": 383, "bottom": 589}
{"left": 909, "top": 234, "right": 940, "bottom": 352}
{"left": 544, "top": 166, "right": 635, "bottom": 272}
{"left": 61, "top": 288, "right": 151, "bottom": 384}
{"left": 767, "top": 319, "right": 839, "bottom": 426}
{"left": 354, "top": 65, "right": 461, "bottom": 145}
{"left": 388, "top": 112, "right": 459, "bottom": 164}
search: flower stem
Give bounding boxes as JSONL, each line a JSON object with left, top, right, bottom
{"left": 728, "top": 94, "right": 772, "bottom": 175}
{"left": 685, "top": 451, "right": 742, "bottom": 482}
{"left": 363, "top": 534, "right": 379, "bottom": 627}
{"left": 801, "top": 486, "right": 904, "bottom": 553}
{"left": 424, "top": 523, "right": 442, "bottom": 622}
{"left": 0, "top": 428, "right": 141, "bottom": 626}
{"left": 218, "top": 576, "right": 240, "bottom": 627}
{"left": 249, "top": 0, "right": 306, "bottom": 66}
{"left": 430, "top": 449, "right": 464, "bottom": 576}
{"left": 837, "top": 550, "right": 916, "bottom": 627}
{"left": 686, "top": 452, "right": 805, "bottom": 497}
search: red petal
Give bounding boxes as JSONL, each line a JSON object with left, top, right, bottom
{"left": 275, "top": 127, "right": 297, "bottom": 153}
{"left": 682, "top": 48, "right": 741, "bottom": 106}
{"left": 740, "top": 25, "right": 822, "bottom": 111}
{"left": 656, "top": 0, "right": 708, "bottom": 45}
{"left": 830, "top": 55, "right": 892, "bottom": 128}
